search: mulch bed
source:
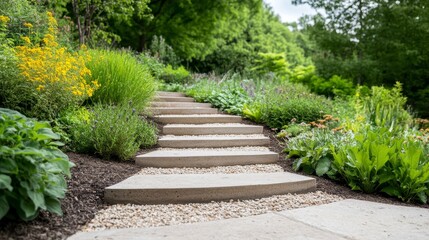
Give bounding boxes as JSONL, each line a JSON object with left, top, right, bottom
{"left": 0, "top": 153, "right": 141, "bottom": 240}
{"left": 1, "top": 117, "right": 428, "bottom": 240}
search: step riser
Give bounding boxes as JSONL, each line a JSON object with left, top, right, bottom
{"left": 163, "top": 126, "right": 263, "bottom": 135}
{"left": 150, "top": 108, "right": 218, "bottom": 115}
{"left": 156, "top": 117, "right": 242, "bottom": 124}
{"left": 156, "top": 92, "right": 185, "bottom": 97}
{"left": 151, "top": 102, "right": 212, "bottom": 108}
{"left": 156, "top": 97, "right": 195, "bottom": 102}
{"left": 105, "top": 181, "right": 316, "bottom": 205}
{"left": 158, "top": 139, "right": 270, "bottom": 148}
{"left": 136, "top": 154, "right": 278, "bottom": 168}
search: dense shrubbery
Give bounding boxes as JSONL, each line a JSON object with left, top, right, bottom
{"left": 0, "top": 108, "right": 74, "bottom": 221}
{"left": 286, "top": 83, "right": 429, "bottom": 203}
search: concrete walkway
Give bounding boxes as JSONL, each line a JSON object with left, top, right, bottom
{"left": 69, "top": 199, "right": 429, "bottom": 240}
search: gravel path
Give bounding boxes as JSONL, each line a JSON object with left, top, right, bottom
{"left": 82, "top": 191, "right": 343, "bottom": 232}
{"left": 157, "top": 147, "right": 271, "bottom": 152}
{"left": 160, "top": 134, "right": 266, "bottom": 139}
{"left": 138, "top": 164, "right": 283, "bottom": 175}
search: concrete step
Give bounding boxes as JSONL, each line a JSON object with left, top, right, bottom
{"left": 104, "top": 172, "right": 316, "bottom": 204}
{"left": 156, "top": 96, "right": 195, "bottom": 102}
{"left": 158, "top": 135, "right": 270, "bottom": 148}
{"left": 151, "top": 102, "right": 212, "bottom": 108}
{"left": 163, "top": 124, "right": 263, "bottom": 135}
{"left": 136, "top": 149, "right": 278, "bottom": 168}
{"left": 155, "top": 114, "right": 242, "bottom": 124}
{"left": 156, "top": 91, "right": 185, "bottom": 97}
{"left": 148, "top": 107, "right": 218, "bottom": 115}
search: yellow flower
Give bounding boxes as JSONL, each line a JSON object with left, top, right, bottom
{"left": 36, "top": 85, "right": 45, "bottom": 91}
{"left": 23, "top": 22, "right": 33, "bottom": 28}
{"left": 0, "top": 15, "right": 10, "bottom": 24}
{"left": 21, "top": 36, "right": 31, "bottom": 45}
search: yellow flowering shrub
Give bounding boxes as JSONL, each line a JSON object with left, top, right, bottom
{"left": 14, "top": 12, "right": 99, "bottom": 119}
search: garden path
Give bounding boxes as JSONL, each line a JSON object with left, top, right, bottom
{"left": 69, "top": 92, "right": 429, "bottom": 239}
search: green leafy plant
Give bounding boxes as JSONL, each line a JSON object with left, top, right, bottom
{"left": 0, "top": 108, "right": 74, "bottom": 221}
{"left": 87, "top": 49, "right": 156, "bottom": 112}
{"left": 160, "top": 65, "right": 191, "bottom": 84}
{"left": 71, "top": 103, "right": 158, "bottom": 160}
{"left": 207, "top": 88, "right": 249, "bottom": 115}
{"left": 243, "top": 102, "right": 263, "bottom": 123}
{"left": 287, "top": 129, "right": 353, "bottom": 177}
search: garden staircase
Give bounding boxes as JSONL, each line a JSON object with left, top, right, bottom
{"left": 104, "top": 91, "right": 316, "bottom": 204}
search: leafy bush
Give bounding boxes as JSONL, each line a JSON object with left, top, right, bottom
{"left": 251, "top": 52, "right": 291, "bottom": 77}
{"left": 71, "top": 104, "right": 157, "bottom": 160}
{"left": 207, "top": 88, "right": 249, "bottom": 115}
{"left": 287, "top": 129, "right": 353, "bottom": 177}
{"left": 87, "top": 49, "right": 156, "bottom": 112}
{"left": 160, "top": 65, "right": 191, "bottom": 84}
{"left": 138, "top": 52, "right": 165, "bottom": 80}
{"left": 355, "top": 82, "right": 412, "bottom": 131}
{"left": 159, "top": 82, "right": 187, "bottom": 93}
{"left": 243, "top": 102, "right": 264, "bottom": 123}
{"left": 0, "top": 108, "right": 73, "bottom": 221}
{"left": 262, "top": 91, "right": 333, "bottom": 129}
{"left": 332, "top": 126, "right": 429, "bottom": 202}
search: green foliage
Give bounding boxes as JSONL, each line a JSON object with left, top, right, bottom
{"left": 70, "top": 104, "right": 158, "bottom": 160}
{"left": 149, "top": 35, "right": 180, "bottom": 67}
{"left": 243, "top": 102, "right": 264, "bottom": 123}
{"left": 87, "top": 49, "right": 156, "bottom": 112}
{"left": 207, "top": 88, "right": 250, "bottom": 115}
{"left": 290, "top": 65, "right": 355, "bottom": 98}
{"left": 356, "top": 82, "right": 412, "bottom": 131}
{"left": 138, "top": 52, "right": 165, "bottom": 80}
{"left": 251, "top": 53, "right": 291, "bottom": 77}
{"left": 287, "top": 129, "right": 352, "bottom": 177}
{"left": 0, "top": 108, "right": 73, "bottom": 221}
{"left": 160, "top": 65, "right": 191, "bottom": 84}
{"left": 277, "top": 122, "right": 310, "bottom": 139}
{"left": 159, "top": 83, "right": 187, "bottom": 93}
{"left": 261, "top": 86, "right": 332, "bottom": 129}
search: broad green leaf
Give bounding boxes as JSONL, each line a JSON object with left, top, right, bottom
{"left": 45, "top": 197, "right": 63, "bottom": 216}
{"left": 0, "top": 195, "right": 9, "bottom": 219}
{"left": 19, "top": 199, "right": 37, "bottom": 220}
{"left": 37, "top": 128, "right": 60, "bottom": 140}
{"left": 0, "top": 174, "right": 13, "bottom": 191}
{"left": 416, "top": 192, "right": 427, "bottom": 204}
{"left": 381, "top": 185, "right": 401, "bottom": 198}
{"left": 316, "top": 157, "right": 331, "bottom": 176}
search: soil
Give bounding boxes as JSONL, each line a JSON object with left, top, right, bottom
{"left": 1, "top": 115, "right": 427, "bottom": 240}
{"left": 0, "top": 153, "right": 141, "bottom": 240}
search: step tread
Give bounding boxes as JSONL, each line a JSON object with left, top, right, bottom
{"left": 164, "top": 123, "right": 258, "bottom": 127}
{"left": 156, "top": 97, "right": 195, "bottom": 102}
{"left": 137, "top": 149, "right": 277, "bottom": 158}
{"left": 159, "top": 134, "right": 268, "bottom": 140}
{"left": 106, "top": 172, "right": 314, "bottom": 189}
{"left": 156, "top": 114, "right": 241, "bottom": 118}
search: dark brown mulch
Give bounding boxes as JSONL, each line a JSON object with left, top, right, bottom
{"left": 0, "top": 153, "right": 141, "bottom": 240}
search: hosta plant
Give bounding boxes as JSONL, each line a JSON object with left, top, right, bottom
{"left": 0, "top": 108, "right": 74, "bottom": 221}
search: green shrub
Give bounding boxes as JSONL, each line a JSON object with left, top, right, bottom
{"left": 87, "top": 49, "right": 156, "bottom": 112}
{"left": 287, "top": 129, "right": 353, "bottom": 177}
{"left": 159, "top": 82, "right": 187, "bottom": 93}
{"left": 71, "top": 104, "right": 157, "bottom": 160}
{"left": 160, "top": 65, "right": 191, "bottom": 84}
{"left": 243, "top": 102, "right": 264, "bottom": 123}
{"left": 251, "top": 52, "right": 291, "bottom": 77}
{"left": 262, "top": 91, "right": 333, "bottom": 129}
{"left": 138, "top": 52, "right": 165, "bottom": 80}
{"left": 0, "top": 108, "right": 73, "bottom": 221}
{"left": 355, "top": 82, "right": 412, "bottom": 131}
{"left": 207, "top": 88, "right": 249, "bottom": 115}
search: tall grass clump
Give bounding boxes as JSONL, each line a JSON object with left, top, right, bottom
{"left": 87, "top": 49, "right": 156, "bottom": 111}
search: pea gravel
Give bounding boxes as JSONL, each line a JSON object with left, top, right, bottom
{"left": 138, "top": 164, "right": 284, "bottom": 175}
{"left": 158, "top": 147, "right": 271, "bottom": 152}
{"left": 82, "top": 191, "right": 343, "bottom": 232}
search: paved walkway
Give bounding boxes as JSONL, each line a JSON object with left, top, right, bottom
{"left": 70, "top": 199, "right": 429, "bottom": 239}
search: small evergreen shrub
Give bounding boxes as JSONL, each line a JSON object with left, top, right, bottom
{"left": 0, "top": 108, "right": 74, "bottom": 221}
{"left": 71, "top": 104, "right": 158, "bottom": 160}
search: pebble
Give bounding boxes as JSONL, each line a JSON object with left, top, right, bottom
{"left": 138, "top": 164, "right": 284, "bottom": 175}
{"left": 82, "top": 191, "right": 343, "bottom": 232}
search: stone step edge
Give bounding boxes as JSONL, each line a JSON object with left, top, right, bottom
{"left": 135, "top": 150, "right": 278, "bottom": 168}
{"left": 104, "top": 172, "right": 316, "bottom": 205}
